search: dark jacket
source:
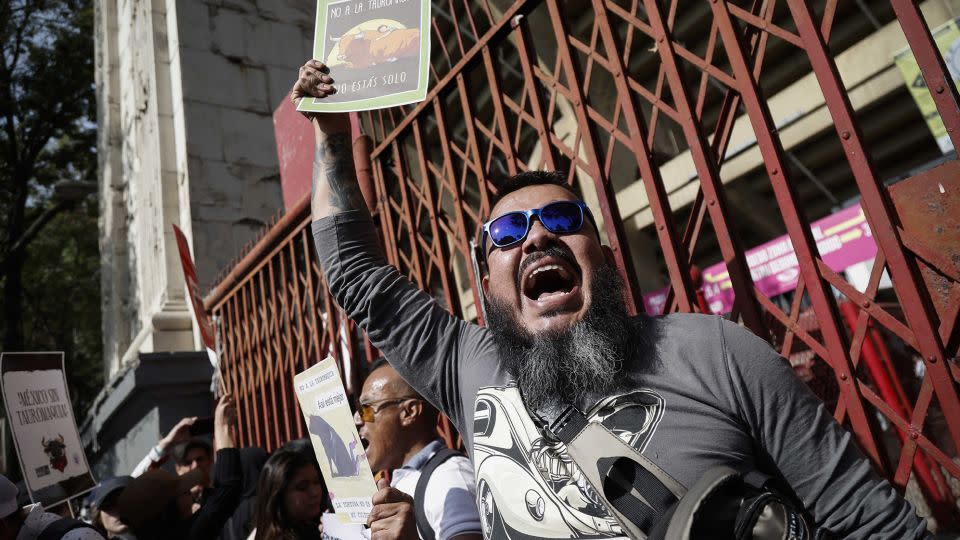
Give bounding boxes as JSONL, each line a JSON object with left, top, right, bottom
{"left": 219, "top": 447, "right": 268, "bottom": 540}
{"left": 134, "top": 448, "right": 243, "bottom": 540}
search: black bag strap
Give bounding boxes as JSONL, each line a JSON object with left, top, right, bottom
{"left": 38, "top": 516, "right": 97, "bottom": 540}
{"left": 600, "top": 456, "right": 680, "bottom": 533}
{"left": 414, "top": 447, "right": 462, "bottom": 540}
{"left": 541, "top": 405, "right": 815, "bottom": 540}
{"left": 545, "top": 405, "right": 687, "bottom": 539}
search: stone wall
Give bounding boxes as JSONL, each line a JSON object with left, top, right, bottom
{"left": 172, "top": 0, "right": 314, "bottom": 290}
{"left": 96, "top": 0, "right": 312, "bottom": 377}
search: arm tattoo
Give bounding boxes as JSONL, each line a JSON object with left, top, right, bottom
{"left": 313, "top": 132, "right": 365, "bottom": 212}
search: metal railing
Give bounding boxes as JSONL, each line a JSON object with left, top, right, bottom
{"left": 207, "top": 0, "right": 960, "bottom": 528}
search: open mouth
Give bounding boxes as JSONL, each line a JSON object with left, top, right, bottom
{"left": 360, "top": 437, "right": 370, "bottom": 450}
{"left": 522, "top": 260, "right": 579, "bottom": 302}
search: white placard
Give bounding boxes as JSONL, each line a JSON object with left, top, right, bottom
{"left": 321, "top": 512, "right": 370, "bottom": 539}
{"left": 0, "top": 352, "right": 96, "bottom": 507}
{"left": 294, "top": 356, "right": 377, "bottom": 524}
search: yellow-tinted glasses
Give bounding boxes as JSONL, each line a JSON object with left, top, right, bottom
{"left": 356, "top": 396, "right": 421, "bottom": 423}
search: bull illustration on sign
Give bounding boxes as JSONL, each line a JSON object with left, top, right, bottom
{"left": 308, "top": 414, "right": 364, "bottom": 478}
{"left": 41, "top": 434, "right": 67, "bottom": 473}
{"left": 330, "top": 22, "right": 419, "bottom": 69}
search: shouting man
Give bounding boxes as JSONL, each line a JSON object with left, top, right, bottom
{"left": 292, "top": 59, "right": 928, "bottom": 539}
{"left": 356, "top": 359, "right": 482, "bottom": 540}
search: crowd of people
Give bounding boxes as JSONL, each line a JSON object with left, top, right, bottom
{"left": 0, "top": 55, "right": 937, "bottom": 540}
{"left": 0, "top": 361, "right": 484, "bottom": 540}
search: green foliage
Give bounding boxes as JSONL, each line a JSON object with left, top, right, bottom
{"left": 0, "top": 0, "right": 102, "bottom": 423}
{"left": 19, "top": 199, "right": 102, "bottom": 416}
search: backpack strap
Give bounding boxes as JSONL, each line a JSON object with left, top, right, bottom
{"left": 413, "top": 447, "right": 461, "bottom": 540}
{"left": 38, "top": 516, "right": 97, "bottom": 540}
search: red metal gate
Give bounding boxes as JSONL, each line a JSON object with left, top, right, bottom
{"left": 206, "top": 0, "right": 960, "bottom": 529}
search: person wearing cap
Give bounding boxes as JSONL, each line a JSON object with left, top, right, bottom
{"left": 114, "top": 468, "right": 207, "bottom": 539}
{"left": 116, "top": 392, "right": 242, "bottom": 540}
{"left": 87, "top": 477, "right": 132, "bottom": 539}
{"left": 0, "top": 474, "right": 104, "bottom": 540}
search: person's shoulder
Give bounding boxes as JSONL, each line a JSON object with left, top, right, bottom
{"left": 641, "top": 313, "right": 769, "bottom": 349}
{"left": 646, "top": 311, "right": 723, "bottom": 330}
{"left": 32, "top": 513, "right": 105, "bottom": 540}
{"left": 703, "top": 316, "right": 788, "bottom": 378}
{"left": 62, "top": 527, "right": 106, "bottom": 540}
{"left": 710, "top": 316, "right": 779, "bottom": 358}
{"left": 431, "top": 452, "right": 474, "bottom": 477}
{"left": 636, "top": 312, "right": 724, "bottom": 346}
{"left": 425, "top": 452, "right": 477, "bottom": 494}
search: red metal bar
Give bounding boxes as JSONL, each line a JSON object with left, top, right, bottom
{"left": 354, "top": 135, "right": 378, "bottom": 214}
{"left": 386, "top": 140, "right": 428, "bottom": 287}
{"left": 285, "top": 239, "right": 309, "bottom": 439}
{"left": 839, "top": 302, "right": 953, "bottom": 524}
{"left": 511, "top": 15, "right": 559, "bottom": 170}
{"left": 786, "top": 0, "right": 960, "bottom": 456}
{"left": 589, "top": 0, "right": 697, "bottom": 313}
{"left": 410, "top": 119, "right": 464, "bottom": 314}
{"left": 259, "top": 266, "right": 290, "bottom": 446}
{"left": 544, "top": 0, "right": 643, "bottom": 314}
{"left": 239, "top": 282, "right": 265, "bottom": 447}
{"left": 300, "top": 225, "right": 326, "bottom": 372}
{"left": 432, "top": 100, "right": 488, "bottom": 324}
{"left": 480, "top": 46, "right": 519, "bottom": 175}
{"left": 638, "top": 0, "right": 767, "bottom": 335}
{"left": 709, "top": 0, "right": 886, "bottom": 469}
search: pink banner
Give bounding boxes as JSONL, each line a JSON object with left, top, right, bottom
{"left": 643, "top": 204, "right": 877, "bottom": 315}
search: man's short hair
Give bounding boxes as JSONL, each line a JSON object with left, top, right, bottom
{"left": 173, "top": 438, "right": 213, "bottom": 465}
{"left": 364, "top": 357, "right": 439, "bottom": 422}
{"left": 489, "top": 170, "right": 583, "bottom": 212}
{"left": 368, "top": 357, "right": 390, "bottom": 374}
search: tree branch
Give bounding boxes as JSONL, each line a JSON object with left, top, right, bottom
{"left": 0, "top": 199, "right": 72, "bottom": 275}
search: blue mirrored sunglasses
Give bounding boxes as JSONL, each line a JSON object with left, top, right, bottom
{"left": 481, "top": 200, "right": 596, "bottom": 255}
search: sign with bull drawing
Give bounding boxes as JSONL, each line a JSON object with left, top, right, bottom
{"left": 0, "top": 352, "right": 96, "bottom": 507}
{"left": 293, "top": 356, "right": 377, "bottom": 525}
{"left": 297, "top": 0, "right": 430, "bottom": 112}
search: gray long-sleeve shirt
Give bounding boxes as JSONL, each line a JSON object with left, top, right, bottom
{"left": 312, "top": 211, "right": 928, "bottom": 539}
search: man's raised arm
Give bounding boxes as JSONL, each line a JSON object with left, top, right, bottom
{"left": 289, "top": 60, "right": 495, "bottom": 433}
{"left": 291, "top": 59, "right": 367, "bottom": 220}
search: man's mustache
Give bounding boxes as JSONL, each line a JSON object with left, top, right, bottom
{"left": 516, "top": 245, "right": 580, "bottom": 285}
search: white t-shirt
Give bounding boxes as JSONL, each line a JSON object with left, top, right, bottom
{"left": 390, "top": 441, "right": 481, "bottom": 540}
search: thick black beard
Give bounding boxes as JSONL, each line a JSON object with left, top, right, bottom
{"left": 487, "top": 261, "right": 636, "bottom": 412}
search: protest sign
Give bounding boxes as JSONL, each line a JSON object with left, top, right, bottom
{"left": 297, "top": 0, "right": 430, "bottom": 113}
{"left": 0, "top": 352, "right": 96, "bottom": 507}
{"left": 172, "top": 225, "right": 224, "bottom": 395}
{"left": 172, "top": 225, "right": 216, "bottom": 351}
{"left": 321, "top": 512, "right": 370, "bottom": 539}
{"left": 894, "top": 18, "right": 960, "bottom": 154}
{"left": 294, "top": 356, "right": 377, "bottom": 524}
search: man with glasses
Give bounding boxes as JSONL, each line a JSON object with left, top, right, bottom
{"left": 292, "top": 60, "right": 927, "bottom": 539}
{"left": 355, "top": 359, "right": 482, "bottom": 540}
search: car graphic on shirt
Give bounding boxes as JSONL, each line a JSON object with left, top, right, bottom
{"left": 471, "top": 385, "right": 665, "bottom": 539}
